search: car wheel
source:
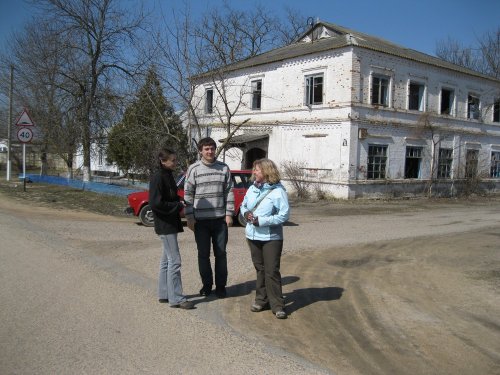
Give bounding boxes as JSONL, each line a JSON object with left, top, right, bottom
{"left": 237, "top": 211, "right": 247, "bottom": 227}
{"left": 139, "top": 204, "right": 154, "bottom": 227}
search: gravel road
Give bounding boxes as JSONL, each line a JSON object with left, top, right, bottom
{"left": 1, "top": 194, "right": 499, "bottom": 374}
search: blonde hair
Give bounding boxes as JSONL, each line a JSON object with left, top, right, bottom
{"left": 253, "top": 158, "right": 281, "bottom": 184}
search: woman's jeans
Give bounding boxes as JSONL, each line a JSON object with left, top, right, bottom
{"left": 158, "top": 233, "right": 186, "bottom": 305}
{"left": 247, "top": 239, "right": 284, "bottom": 313}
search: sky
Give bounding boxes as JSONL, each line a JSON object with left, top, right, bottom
{"left": 0, "top": 0, "right": 499, "bottom": 58}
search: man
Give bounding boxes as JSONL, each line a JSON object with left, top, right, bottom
{"left": 184, "top": 137, "right": 234, "bottom": 298}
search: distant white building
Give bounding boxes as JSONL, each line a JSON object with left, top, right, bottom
{"left": 192, "top": 21, "right": 500, "bottom": 198}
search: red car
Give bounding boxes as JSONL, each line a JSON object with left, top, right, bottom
{"left": 125, "top": 170, "right": 252, "bottom": 227}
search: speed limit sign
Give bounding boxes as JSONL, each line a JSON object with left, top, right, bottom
{"left": 17, "top": 127, "right": 33, "bottom": 143}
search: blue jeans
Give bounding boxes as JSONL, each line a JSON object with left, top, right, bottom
{"left": 158, "top": 234, "right": 186, "bottom": 305}
{"left": 194, "top": 218, "right": 228, "bottom": 289}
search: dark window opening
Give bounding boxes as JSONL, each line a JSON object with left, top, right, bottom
{"left": 409, "top": 82, "right": 424, "bottom": 111}
{"left": 404, "top": 147, "right": 422, "bottom": 179}
{"left": 251, "top": 80, "right": 262, "bottom": 110}
{"left": 440, "top": 88, "right": 453, "bottom": 115}
{"left": 468, "top": 94, "right": 480, "bottom": 120}
{"left": 205, "top": 88, "right": 213, "bottom": 114}
{"left": 493, "top": 100, "right": 499, "bottom": 123}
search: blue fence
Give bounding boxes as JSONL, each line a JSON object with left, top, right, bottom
{"left": 22, "top": 174, "right": 146, "bottom": 197}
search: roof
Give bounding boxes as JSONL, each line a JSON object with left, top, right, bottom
{"left": 204, "top": 21, "right": 499, "bottom": 83}
{"left": 219, "top": 133, "right": 269, "bottom": 146}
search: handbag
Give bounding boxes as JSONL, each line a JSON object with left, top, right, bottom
{"left": 239, "top": 189, "right": 273, "bottom": 225}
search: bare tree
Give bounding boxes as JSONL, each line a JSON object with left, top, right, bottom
{"left": 30, "top": 0, "right": 146, "bottom": 181}
{"left": 436, "top": 28, "right": 500, "bottom": 78}
{"left": 153, "top": 2, "right": 307, "bottom": 161}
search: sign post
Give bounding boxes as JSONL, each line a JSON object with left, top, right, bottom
{"left": 15, "top": 109, "right": 35, "bottom": 191}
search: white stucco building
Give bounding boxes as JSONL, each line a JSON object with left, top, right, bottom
{"left": 192, "top": 21, "right": 500, "bottom": 198}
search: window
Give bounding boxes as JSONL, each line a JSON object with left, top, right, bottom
{"left": 367, "top": 145, "right": 388, "bottom": 179}
{"left": 404, "top": 147, "right": 422, "bottom": 179}
{"left": 371, "top": 75, "right": 389, "bottom": 106}
{"left": 251, "top": 80, "right": 262, "bottom": 110}
{"left": 437, "top": 148, "right": 453, "bottom": 179}
{"left": 440, "top": 88, "right": 454, "bottom": 115}
{"left": 493, "top": 100, "right": 500, "bottom": 123}
{"left": 305, "top": 74, "right": 323, "bottom": 105}
{"left": 467, "top": 94, "right": 480, "bottom": 120}
{"left": 491, "top": 152, "right": 500, "bottom": 178}
{"left": 465, "top": 149, "right": 479, "bottom": 178}
{"left": 205, "top": 88, "right": 214, "bottom": 114}
{"left": 408, "top": 82, "right": 425, "bottom": 111}
{"left": 98, "top": 149, "right": 104, "bottom": 166}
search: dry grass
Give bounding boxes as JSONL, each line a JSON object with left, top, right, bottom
{"left": 0, "top": 180, "right": 129, "bottom": 217}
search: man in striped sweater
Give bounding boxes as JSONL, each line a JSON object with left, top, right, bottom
{"left": 184, "top": 137, "right": 234, "bottom": 298}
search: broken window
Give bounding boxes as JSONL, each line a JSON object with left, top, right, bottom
{"left": 305, "top": 74, "right": 323, "bottom": 105}
{"left": 437, "top": 148, "right": 453, "bottom": 179}
{"left": 205, "top": 88, "right": 214, "bottom": 114}
{"left": 491, "top": 152, "right": 500, "bottom": 178}
{"left": 404, "top": 147, "right": 422, "bottom": 179}
{"left": 465, "top": 149, "right": 479, "bottom": 178}
{"left": 408, "top": 82, "right": 425, "bottom": 111}
{"left": 367, "top": 145, "right": 388, "bottom": 179}
{"left": 467, "top": 94, "right": 480, "bottom": 120}
{"left": 440, "top": 88, "right": 454, "bottom": 115}
{"left": 493, "top": 100, "right": 499, "bottom": 123}
{"left": 251, "top": 80, "right": 262, "bottom": 110}
{"left": 371, "top": 75, "right": 389, "bottom": 106}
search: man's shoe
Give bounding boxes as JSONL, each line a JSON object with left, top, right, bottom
{"left": 250, "top": 303, "right": 265, "bottom": 312}
{"left": 158, "top": 299, "right": 169, "bottom": 303}
{"left": 171, "top": 300, "right": 195, "bottom": 310}
{"left": 215, "top": 287, "right": 227, "bottom": 298}
{"left": 199, "top": 287, "right": 212, "bottom": 297}
{"left": 275, "top": 310, "right": 287, "bottom": 319}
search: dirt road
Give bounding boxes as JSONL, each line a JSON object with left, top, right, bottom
{"left": 1, "top": 193, "right": 499, "bottom": 374}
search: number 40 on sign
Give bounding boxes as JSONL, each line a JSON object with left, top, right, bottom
{"left": 17, "top": 127, "right": 33, "bottom": 143}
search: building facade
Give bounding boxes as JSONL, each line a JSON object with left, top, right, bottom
{"left": 192, "top": 22, "right": 500, "bottom": 198}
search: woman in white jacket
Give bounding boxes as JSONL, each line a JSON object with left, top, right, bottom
{"left": 240, "top": 159, "right": 290, "bottom": 319}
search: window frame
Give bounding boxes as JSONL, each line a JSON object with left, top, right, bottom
{"left": 465, "top": 149, "right": 479, "bottom": 178}
{"left": 251, "top": 79, "right": 262, "bottom": 110}
{"left": 408, "top": 81, "right": 425, "bottom": 111}
{"left": 491, "top": 151, "right": 500, "bottom": 178}
{"left": 371, "top": 74, "right": 390, "bottom": 107}
{"left": 305, "top": 73, "right": 324, "bottom": 106}
{"left": 205, "top": 88, "right": 214, "bottom": 114}
{"left": 440, "top": 87, "right": 455, "bottom": 116}
{"left": 493, "top": 99, "right": 500, "bottom": 123}
{"left": 467, "top": 93, "right": 480, "bottom": 120}
{"left": 367, "top": 144, "right": 388, "bottom": 180}
{"left": 437, "top": 148, "right": 453, "bottom": 179}
{"left": 404, "top": 146, "right": 423, "bottom": 179}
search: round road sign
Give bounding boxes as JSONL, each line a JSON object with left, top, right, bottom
{"left": 17, "top": 127, "right": 33, "bottom": 143}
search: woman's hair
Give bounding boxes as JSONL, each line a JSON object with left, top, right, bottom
{"left": 253, "top": 158, "right": 281, "bottom": 184}
{"left": 158, "top": 148, "right": 176, "bottom": 167}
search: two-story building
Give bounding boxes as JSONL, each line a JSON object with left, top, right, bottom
{"left": 192, "top": 21, "right": 500, "bottom": 198}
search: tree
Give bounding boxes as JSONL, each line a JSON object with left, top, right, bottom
{"left": 1, "top": 20, "right": 80, "bottom": 177}
{"left": 153, "top": 3, "right": 309, "bottom": 160}
{"left": 436, "top": 28, "right": 500, "bottom": 78}
{"left": 107, "top": 68, "right": 189, "bottom": 176}
{"left": 32, "top": 0, "right": 145, "bottom": 181}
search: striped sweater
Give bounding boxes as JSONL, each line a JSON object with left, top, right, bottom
{"left": 184, "top": 160, "right": 234, "bottom": 220}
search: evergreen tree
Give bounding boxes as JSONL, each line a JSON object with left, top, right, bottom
{"left": 107, "top": 67, "right": 189, "bottom": 176}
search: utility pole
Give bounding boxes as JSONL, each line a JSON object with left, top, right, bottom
{"left": 6, "top": 65, "right": 13, "bottom": 181}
